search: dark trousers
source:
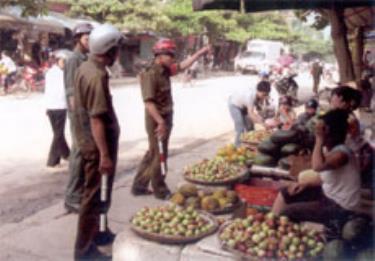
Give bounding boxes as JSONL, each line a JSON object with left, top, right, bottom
{"left": 132, "top": 113, "right": 173, "bottom": 197}
{"left": 312, "top": 76, "right": 321, "bottom": 94}
{"left": 74, "top": 145, "right": 118, "bottom": 259}
{"left": 65, "top": 110, "right": 84, "bottom": 206}
{"left": 46, "top": 109, "right": 70, "bottom": 166}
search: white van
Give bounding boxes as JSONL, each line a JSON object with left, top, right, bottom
{"left": 234, "top": 39, "right": 285, "bottom": 74}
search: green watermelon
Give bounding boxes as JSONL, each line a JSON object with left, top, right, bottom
{"left": 323, "top": 240, "right": 347, "bottom": 261}
{"left": 270, "top": 129, "right": 298, "bottom": 145}
{"left": 281, "top": 143, "right": 301, "bottom": 156}
{"left": 356, "top": 248, "right": 375, "bottom": 261}
{"left": 253, "top": 153, "right": 277, "bottom": 167}
{"left": 342, "top": 217, "right": 368, "bottom": 242}
{"left": 257, "top": 139, "right": 279, "bottom": 156}
{"left": 278, "top": 157, "right": 291, "bottom": 170}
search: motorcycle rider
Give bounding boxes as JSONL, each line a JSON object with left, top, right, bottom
{"left": 64, "top": 23, "right": 93, "bottom": 213}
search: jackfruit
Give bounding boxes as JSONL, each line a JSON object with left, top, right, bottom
{"left": 225, "top": 191, "right": 239, "bottom": 204}
{"left": 212, "top": 188, "right": 227, "bottom": 199}
{"left": 218, "top": 197, "right": 229, "bottom": 209}
{"left": 170, "top": 192, "right": 185, "bottom": 206}
{"left": 178, "top": 184, "right": 198, "bottom": 197}
{"left": 201, "top": 196, "right": 220, "bottom": 211}
{"left": 185, "top": 197, "right": 200, "bottom": 208}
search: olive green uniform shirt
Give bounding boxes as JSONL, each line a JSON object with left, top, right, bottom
{"left": 73, "top": 57, "right": 120, "bottom": 155}
{"left": 140, "top": 63, "right": 179, "bottom": 115}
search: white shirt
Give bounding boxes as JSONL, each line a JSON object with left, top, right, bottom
{"left": 320, "top": 144, "right": 361, "bottom": 211}
{"left": 228, "top": 87, "right": 256, "bottom": 112}
{"left": 44, "top": 65, "right": 67, "bottom": 110}
{"left": 0, "top": 56, "right": 17, "bottom": 73}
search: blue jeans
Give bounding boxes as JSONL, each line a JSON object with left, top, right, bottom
{"left": 228, "top": 101, "right": 254, "bottom": 147}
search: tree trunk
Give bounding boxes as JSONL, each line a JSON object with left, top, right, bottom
{"left": 352, "top": 27, "right": 364, "bottom": 88}
{"left": 328, "top": 8, "right": 355, "bottom": 83}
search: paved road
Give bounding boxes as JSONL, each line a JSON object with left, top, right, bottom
{"left": 0, "top": 73, "right": 315, "bottom": 224}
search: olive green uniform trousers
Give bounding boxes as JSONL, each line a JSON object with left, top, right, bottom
{"left": 132, "top": 113, "right": 173, "bottom": 197}
{"left": 74, "top": 142, "right": 118, "bottom": 259}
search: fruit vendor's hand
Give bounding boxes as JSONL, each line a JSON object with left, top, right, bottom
{"left": 287, "top": 183, "right": 306, "bottom": 195}
{"left": 155, "top": 121, "right": 167, "bottom": 140}
{"left": 315, "top": 120, "right": 326, "bottom": 139}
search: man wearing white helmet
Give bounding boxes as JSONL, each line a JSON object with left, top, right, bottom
{"left": 44, "top": 50, "right": 72, "bottom": 168}
{"left": 72, "top": 24, "right": 123, "bottom": 260}
{"left": 64, "top": 23, "right": 93, "bottom": 213}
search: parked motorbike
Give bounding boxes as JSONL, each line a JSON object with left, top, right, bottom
{"left": 22, "top": 62, "right": 46, "bottom": 92}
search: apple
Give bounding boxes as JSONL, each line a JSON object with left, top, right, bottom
{"left": 279, "top": 216, "right": 289, "bottom": 226}
{"left": 254, "top": 212, "right": 264, "bottom": 222}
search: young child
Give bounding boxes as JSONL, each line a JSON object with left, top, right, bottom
{"left": 265, "top": 95, "right": 296, "bottom": 130}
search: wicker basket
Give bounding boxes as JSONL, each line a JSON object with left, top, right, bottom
{"left": 130, "top": 211, "right": 218, "bottom": 244}
{"left": 184, "top": 169, "right": 249, "bottom": 186}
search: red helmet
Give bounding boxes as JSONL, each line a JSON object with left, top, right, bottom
{"left": 152, "top": 39, "right": 176, "bottom": 56}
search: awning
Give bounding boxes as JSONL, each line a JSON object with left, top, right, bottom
{"left": 28, "top": 17, "right": 66, "bottom": 35}
{"left": 0, "top": 7, "right": 66, "bottom": 35}
{"left": 39, "top": 12, "right": 100, "bottom": 31}
{"left": 193, "top": 0, "right": 375, "bottom": 12}
{"left": 0, "top": 12, "right": 31, "bottom": 30}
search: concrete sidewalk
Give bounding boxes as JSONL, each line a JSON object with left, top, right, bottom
{"left": 0, "top": 133, "right": 233, "bottom": 261}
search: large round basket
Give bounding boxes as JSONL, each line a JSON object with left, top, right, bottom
{"left": 184, "top": 169, "right": 249, "bottom": 186}
{"left": 218, "top": 221, "right": 260, "bottom": 260}
{"left": 218, "top": 220, "right": 325, "bottom": 261}
{"left": 130, "top": 211, "right": 218, "bottom": 244}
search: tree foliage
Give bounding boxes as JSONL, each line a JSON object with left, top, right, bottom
{"left": 60, "top": 0, "right": 330, "bottom": 57}
{"left": 2, "top": 0, "right": 47, "bottom": 16}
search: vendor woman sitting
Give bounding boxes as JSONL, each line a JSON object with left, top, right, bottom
{"left": 272, "top": 109, "right": 361, "bottom": 235}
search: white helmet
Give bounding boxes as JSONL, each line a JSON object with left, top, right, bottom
{"left": 89, "top": 24, "right": 124, "bottom": 55}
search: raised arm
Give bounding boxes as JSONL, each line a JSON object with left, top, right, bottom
{"left": 179, "top": 45, "right": 211, "bottom": 71}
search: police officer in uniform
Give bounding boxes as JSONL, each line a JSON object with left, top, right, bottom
{"left": 131, "top": 39, "right": 211, "bottom": 199}
{"left": 73, "top": 24, "right": 123, "bottom": 260}
{"left": 64, "top": 23, "right": 93, "bottom": 213}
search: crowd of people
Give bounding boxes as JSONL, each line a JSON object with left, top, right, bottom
{"left": 2, "top": 18, "right": 373, "bottom": 259}
{"left": 227, "top": 69, "right": 373, "bottom": 240}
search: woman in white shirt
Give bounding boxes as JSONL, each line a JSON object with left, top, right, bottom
{"left": 272, "top": 109, "right": 361, "bottom": 238}
{"left": 44, "top": 50, "right": 72, "bottom": 167}
{"left": 228, "top": 80, "right": 271, "bottom": 147}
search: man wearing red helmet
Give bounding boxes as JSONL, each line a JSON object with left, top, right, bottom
{"left": 131, "top": 38, "right": 211, "bottom": 199}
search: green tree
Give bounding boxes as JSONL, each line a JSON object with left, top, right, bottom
{"left": 2, "top": 0, "right": 46, "bottom": 16}
{"left": 295, "top": 9, "right": 354, "bottom": 82}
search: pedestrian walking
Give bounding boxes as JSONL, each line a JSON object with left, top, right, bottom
{"left": 311, "top": 59, "right": 323, "bottom": 94}
{"left": 131, "top": 39, "right": 211, "bottom": 199}
{"left": 44, "top": 50, "right": 71, "bottom": 168}
{"left": 64, "top": 23, "right": 93, "bottom": 213}
{"left": 73, "top": 24, "right": 123, "bottom": 260}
